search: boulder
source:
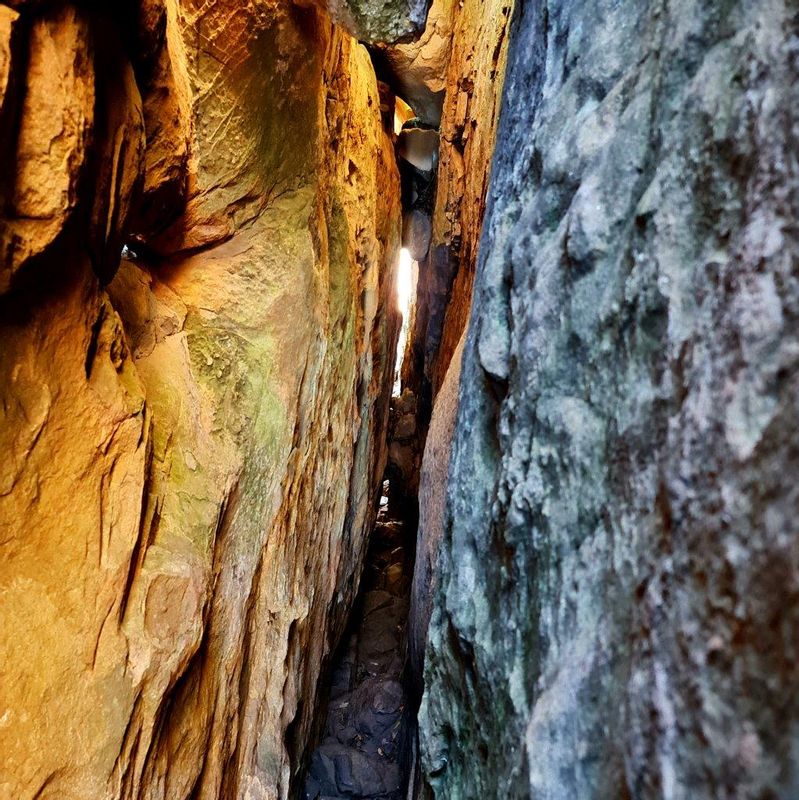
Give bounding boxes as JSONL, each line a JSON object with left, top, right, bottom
{"left": 403, "top": 208, "right": 432, "bottom": 261}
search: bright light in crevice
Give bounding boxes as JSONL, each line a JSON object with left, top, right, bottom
{"left": 397, "top": 247, "right": 414, "bottom": 317}
{"left": 394, "top": 96, "right": 415, "bottom": 135}
{"left": 393, "top": 248, "right": 417, "bottom": 396}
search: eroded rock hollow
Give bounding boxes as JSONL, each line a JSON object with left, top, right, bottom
{"left": 2, "top": 0, "right": 799, "bottom": 799}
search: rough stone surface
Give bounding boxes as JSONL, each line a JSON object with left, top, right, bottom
{"left": 408, "top": 332, "right": 462, "bottom": 684}
{"left": 419, "top": 1, "right": 799, "bottom": 798}
{"left": 0, "top": 4, "right": 95, "bottom": 287}
{"left": 401, "top": 0, "right": 513, "bottom": 698}
{"left": 401, "top": 0, "right": 513, "bottom": 420}
{"left": 0, "top": 5, "right": 21, "bottom": 157}
{"left": 323, "top": 0, "right": 431, "bottom": 45}
{"left": 0, "top": 2, "right": 401, "bottom": 799}
{"left": 398, "top": 126, "right": 439, "bottom": 173}
{"left": 426, "top": 0, "right": 512, "bottom": 396}
{"left": 376, "top": 0, "right": 455, "bottom": 126}
{"left": 386, "top": 388, "right": 421, "bottom": 513}
{"left": 303, "top": 515, "right": 413, "bottom": 800}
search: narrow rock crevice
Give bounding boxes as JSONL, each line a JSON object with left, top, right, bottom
{"left": 302, "top": 498, "right": 417, "bottom": 800}
{"left": 300, "top": 52, "right": 444, "bottom": 800}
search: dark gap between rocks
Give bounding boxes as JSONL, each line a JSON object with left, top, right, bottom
{"left": 301, "top": 494, "right": 417, "bottom": 800}
{"left": 302, "top": 65, "right": 441, "bottom": 799}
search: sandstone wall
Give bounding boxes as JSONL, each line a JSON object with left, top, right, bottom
{"left": 0, "top": 2, "right": 402, "bottom": 799}
{"left": 418, "top": 0, "right": 799, "bottom": 797}
{"left": 408, "top": 331, "right": 463, "bottom": 684}
{"left": 401, "top": 0, "right": 513, "bottom": 413}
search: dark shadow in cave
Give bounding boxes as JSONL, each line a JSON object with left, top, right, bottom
{"left": 301, "top": 487, "right": 418, "bottom": 800}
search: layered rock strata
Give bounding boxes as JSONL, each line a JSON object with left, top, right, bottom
{"left": 0, "top": 2, "right": 404, "bottom": 798}
{"left": 419, "top": 0, "right": 799, "bottom": 798}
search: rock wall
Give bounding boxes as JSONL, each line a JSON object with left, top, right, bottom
{"left": 387, "top": 0, "right": 512, "bottom": 514}
{"left": 418, "top": 0, "right": 799, "bottom": 798}
{"left": 408, "top": 332, "right": 463, "bottom": 683}
{"left": 400, "top": 0, "right": 512, "bottom": 696}
{"left": 0, "top": 2, "right": 404, "bottom": 798}
{"left": 401, "top": 0, "right": 512, "bottom": 413}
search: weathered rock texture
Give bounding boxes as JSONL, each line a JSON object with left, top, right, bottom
{"left": 401, "top": 0, "right": 513, "bottom": 418}
{"left": 408, "top": 332, "right": 463, "bottom": 683}
{"left": 325, "top": 0, "right": 430, "bottom": 44}
{"left": 0, "top": 2, "right": 402, "bottom": 798}
{"left": 377, "top": 0, "right": 455, "bottom": 126}
{"left": 399, "top": 0, "right": 513, "bottom": 689}
{"left": 303, "top": 512, "right": 413, "bottom": 800}
{"left": 419, "top": 0, "right": 799, "bottom": 798}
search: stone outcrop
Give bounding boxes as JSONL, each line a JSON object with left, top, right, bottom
{"left": 418, "top": 0, "right": 799, "bottom": 798}
{"left": 401, "top": 0, "right": 513, "bottom": 423}
{"left": 7, "top": 0, "right": 798, "bottom": 798}
{"left": 376, "top": 0, "right": 455, "bottom": 127}
{"left": 0, "top": 3, "right": 402, "bottom": 799}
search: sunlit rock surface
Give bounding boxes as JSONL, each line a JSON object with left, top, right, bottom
{"left": 0, "top": 2, "right": 401, "bottom": 798}
{"left": 419, "top": 0, "right": 799, "bottom": 797}
{"left": 426, "top": 0, "right": 512, "bottom": 396}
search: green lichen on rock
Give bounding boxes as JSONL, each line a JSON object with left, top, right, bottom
{"left": 331, "top": 0, "right": 431, "bottom": 43}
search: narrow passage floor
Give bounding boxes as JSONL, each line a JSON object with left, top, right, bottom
{"left": 303, "top": 509, "right": 414, "bottom": 800}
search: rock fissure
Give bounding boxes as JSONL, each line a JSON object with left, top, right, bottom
{"left": 4, "top": 1, "right": 795, "bottom": 799}
{"left": 301, "top": 505, "right": 416, "bottom": 800}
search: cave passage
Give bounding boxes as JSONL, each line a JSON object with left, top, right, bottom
{"left": 301, "top": 499, "right": 417, "bottom": 799}
{"left": 300, "top": 74, "right": 437, "bottom": 797}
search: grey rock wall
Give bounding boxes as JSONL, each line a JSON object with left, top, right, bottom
{"left": 418, "top": 0, "right": 799, "bottom": 797}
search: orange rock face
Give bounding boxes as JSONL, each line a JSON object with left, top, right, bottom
{"left": 0, "top": 2, "right": 401, "bottom": 798}
{"left": 428, "top": 0, "right": 513, "bottom": 395}
{"left": 399, "top": 0, "right": 513, "bottom": 419}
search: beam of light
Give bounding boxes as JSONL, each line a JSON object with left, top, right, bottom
{"left": 393, "top": 248, "right": 417, "bottom": 396}
{"left": 397, "top": 247, "right": 414, "bottom": 316}
{"left": 394, "top": 96, "right": 415, "bottom": 135}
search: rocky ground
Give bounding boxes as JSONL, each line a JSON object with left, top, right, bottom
{"left": 303, "top": 508, "right": 413, "bottom": 800}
